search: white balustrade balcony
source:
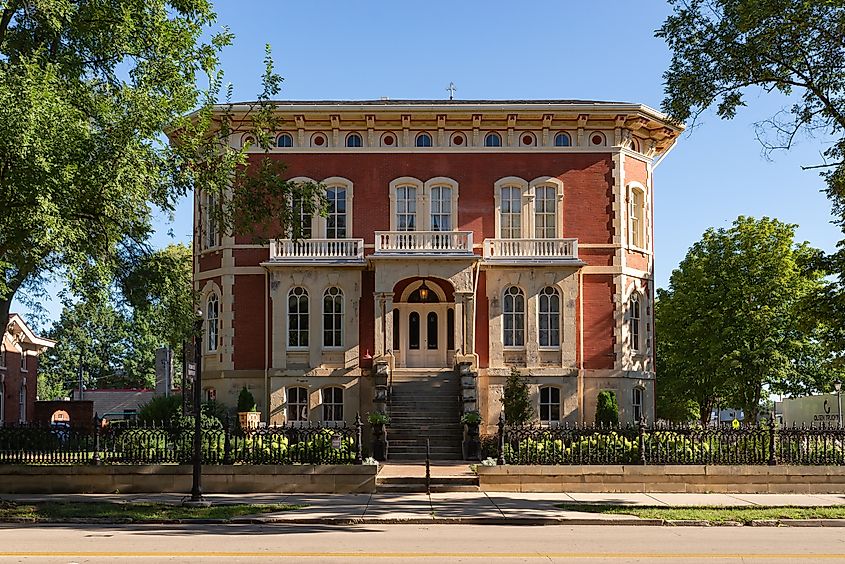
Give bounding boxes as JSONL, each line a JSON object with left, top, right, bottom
{"left": 268, "top": 238, "right": 365, "bottom": 264}
{"left": 483, "top": 238, "right": 580, "bottom": 263}
{"left": 374, "top": 231, "right": 474, "bottom": 256}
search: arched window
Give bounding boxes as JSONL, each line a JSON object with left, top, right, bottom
{"left": 395, "top": 185, "right": 417, "bottom": 231}
{"left": 288, "top": 287, "right": 309, "bottom": 349}
{"left": 206, "top": 293, "right": 219, "bottom": 352}
{"left": 632, "top": 387, "right": 644, "bottom": 422}
{"left": 325, "top": 186, "right": 347, "bottom": 239}
{"left": 500, "top": 186, "right": 522, "bottom": 239}
{"left": 629, "top": 294, "right": 641, "bottom": 352}
{"left": 630, "top": 137, "right": 640, "bottom": 152}
{"left": 534, "top": 184, "right": 558, "bottom": 239}
{"left": 539, "top": 286, "right": 561, "bottom": 348}
{"left": 19, "top": 351, "right": 26, "bottom": 372}
{"left": 503, "top": 286, "right": 525, "bottom": 347}
{"left": 323, "top": 287, "right": 344, "bottom": 348}
{"left": 629, "top": 185, "right": 645, "bottom": 248}
{"left": 346, "top": 133, "right": 362, "bottom": 147}
{"left": 409, "top": 312, "right": 420, "bottom": 350}
{"left": 18, "top": 382, "right": 25, "bottom": 423}
{"left": 415, "top": 132, "right": 432, "bottom": 147}
{"left": 484, "top": 132, "right": 502, "bottom": 147}
{"left": 204, "top": 192, "right": 219, "bottom": 249}
{"left": 277, "top": 133, "right": 293, "bottom": 148}
{"left": 429, "top": 185, "right": 452, "bottom": 231}
{"left": 287, "top": 386, "right": 309, "bottom": 422}
{"left": 539, "top": 386, "right": 561, "bottom": 424}
{"left": 426, "top": 312, "right": 438, "bottom": 350}
{"left": 554, "top": 132, "right": 571, "bottom": 147}
{"left": 322, "top": 386, "right": 344, "bottom": 423}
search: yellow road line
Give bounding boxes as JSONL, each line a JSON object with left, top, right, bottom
{"left": 0, "top": 553, "right": 844, "bottom": 559}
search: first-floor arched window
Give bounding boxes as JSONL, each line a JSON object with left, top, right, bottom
{"left": 503, "top": 286, "right": 525, "bottom": 347}
{"left": 323, "top": 287, "right": 343, "bottom": 348}
{"left": 539, "top": 386, "right": 561, "bottom": 424}
{"left": 633, "top": 387, "right": 643, "bottom": 423}
{"left": 322, "top": 387, "right": 344, "bottom": 423}
{"left": 206, "top": 293, "right": 219, "bottom": 352}
{"left": 287, "top": 386, "right": 309, "bottom": 422}
{"left": 539, "top": 286, "right": 561, "bottom": 347}
{"left": 288, "top": 287, "right": 309, "bottom": 348}
{"left": 629, "top": 294, "right": 641, "bottom": 352}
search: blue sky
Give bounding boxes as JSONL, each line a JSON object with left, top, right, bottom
{"left": 16, "top": 0, "right": 842, "bottom": 322}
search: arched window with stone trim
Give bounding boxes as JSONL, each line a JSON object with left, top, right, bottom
{"left": 206, "top": 293, "right": 219, "bottom": 352}
{"left": 323, "top": 287, "right": 344, "bottom": 348}
{"left": 288, "top": 287, "right": 309, "bottom": 349}
{"left": 415, "top": 132, "right": 432, "bottom": 147}
{"left": 499, "top": 185, "right": 523, "bottom": 239}
{"left": 554, "top": 132, "right": 571, "bottom": 147}
{"left": 539, "top": 385, "right": 561, "bottom": 424}
{"left": 484, "top": 132, "right": 502, "bottom": 147}
{"left": 346, "top": 132, "right": 362, "bottom": 147}
{"left": 629, "top": 184, "right": 646, "bottom": 249}
{"left": 629, "top": 293, "right": 642, "bottom": 352}
{"left": 395, "top": 184, "right": 417, "bottom": 231}
{"left": 325, "top": 185, "right": 347, "bottom": 239}
{"left": 503, "top": 286, "right": 525, "bottom": 347}
{"left": 429, "top": 185, "right": 452, "bottom": 231}
{"left": 539, "top": 286, "right": 561, "bottom": 348}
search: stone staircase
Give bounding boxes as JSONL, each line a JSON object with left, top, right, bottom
{"left": 387, "top": 369, "right": 463, "bottom": 461}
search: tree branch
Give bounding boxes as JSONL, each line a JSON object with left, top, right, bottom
{"left": 0, "top": 1, "right": 18, "bottom": 50}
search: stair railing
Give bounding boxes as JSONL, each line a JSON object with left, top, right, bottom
{"left": 425, "top": 438, "right": 431, "bottom": 495}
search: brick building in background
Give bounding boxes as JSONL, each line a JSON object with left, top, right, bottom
{"left": 1, "top": 314, "right": 55, "bottom": 423}
{"left": 187, "top": 100, "right": 681, "bottom": 458}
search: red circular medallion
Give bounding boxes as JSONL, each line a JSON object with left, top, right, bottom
{"left": 383, "top": 135, "right": 394, "bottom": 146}
{"left": 313, "top": 135, "right": 325, "bottom": 146}
{"left": 453, "top": 135, "right": 463, "bottom": 145}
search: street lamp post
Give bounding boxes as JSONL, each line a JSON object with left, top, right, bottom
{"left": 184, "top": 311, "right": 209, "bottom": 507}
{"left": 835, "top": 380, "right": 842, "bottom": 430}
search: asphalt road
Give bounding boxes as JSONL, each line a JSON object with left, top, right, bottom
{"left": 1, "top": 523, "right": 844, "bottom": 563}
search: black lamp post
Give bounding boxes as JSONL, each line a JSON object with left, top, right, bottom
{"left": 835, "top": 380, "right": 843, "bottom": 430}
{"left": 185, "top": 310, "right": 208, "bottom": 506}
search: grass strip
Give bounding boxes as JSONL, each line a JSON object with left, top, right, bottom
{"left": 555, "top": 503, "right": 845, "bottom": 523}
{"left": 0, "top": 500, "right": 303, "bottom": 522}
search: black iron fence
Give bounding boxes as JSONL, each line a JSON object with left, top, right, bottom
{"left": 0, "top": 416, "right": 363, "bottom": 465}
{"left": 496, "top": 415, "right": 845, "bottom": 466}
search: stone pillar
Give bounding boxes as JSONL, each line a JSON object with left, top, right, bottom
{"left": 455, "top": 291, "right": 473, "bottom": 355}
{"left": 525, "top": 292, "right": 539, "bottom": 368}
{"left": 464, "top": 293, "right": 476, "bottom": 358}
{"left": 374, "top": 292, "right": 385, "bottom": 358}
{"left": 384, "top": 294, "right": 394, "bottom": 355}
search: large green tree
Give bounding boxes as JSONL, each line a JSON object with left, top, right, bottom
{"left": 657, "top": 0, "right": 845, "bottom": 357}
{"left": 656, "top": 216, "right": 838, "bottom": 424}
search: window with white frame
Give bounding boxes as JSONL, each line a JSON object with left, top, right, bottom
{"left": 291, "top": 195, "right": 313, "bottom": 239}
{"left": 325, "top": 186, "right": 347, "bottom": 239}
{"left": 499, "top": 186, "right": 522, "bottom": 239}
{"left": 539, "top": 386, "right": 561, "bottom": 424}
{"left": 503, "top": 286, "right": 525, "bottom": 347}
{"left": 206, "top": 293, "right": 219, "bottom": 352}
{"left": 539, "top": 286, "right": 561, "bottom": 348}
{"left": 554, "top": 132, "right": 571, "bottom": 147}
{"left": 204, "top": 192, "right": 219, "bottom": 249}
{"left": 629, "top": 185, "right": 645, "bottom": 249}
{"left": 19, "top": 351, "right": 26, "bottom": 372}
{"left": 633, "top": 387, "right": 643, "bottom": 422}
{"left": 429, "top": 185, "right": 452, "bottom": 231}
{"left": 322, "top": 386, "right": 344, "bottom": 423}
{"left": 287, "top": 386, "right": 309, "bottom": 422}
{"left": 416, "top": 132, "right": 432, "bottom": 147}
{"left": 629, "top": 294, "right": 641, "bottom": 352}
{"left": 534, "top": 185, "right": 558, "bottom": 239}
{"left": 277, "top": 133, "right": 293, "bottom": 147}
{"left": 18, "top": 383, "right": 25, "bottom": 423}
{"left": 288, "top": 287, "right": 309, "bottom": 348}
{"left": 395, "top": 185, "right": 417, "bottom": 231}
{"left": 484, "top": 132, "right": 502, "bottom": 147}
{"left": 346, "top": 133, "right": 363, "bottom": 147}
{"left": 323, "top": 287, "right": 344, "bottom": 348}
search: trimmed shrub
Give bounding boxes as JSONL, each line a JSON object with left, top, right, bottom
{"left": 138, "top": 395, "right": 183, "bottom": 424}
{"left": 595, "top": 390, "right": 619, "bottom": 427}
{"left": 237, "top": 387, "right": 257, "bottom": 412}
{"left": 501, "top": 368, "right": 534, "bottom": 425}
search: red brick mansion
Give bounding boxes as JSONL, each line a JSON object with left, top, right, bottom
{"left": 192, "top": 100, "right": 681, "bottom": 454}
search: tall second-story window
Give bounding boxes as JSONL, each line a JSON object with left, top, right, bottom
{"left": 204, "top": 192, "right": 219, "bottom": 249}
{"left": 534, "top": 185, "right": 557, "bottom": 239}
{"left": 500, "top": 186, "right": 522, "bottom": 239}
{"left": 539, "top": 286, "right": 561, "bottom": 348}
{"left": 629, "top": 186, "right": 645, "bottom": 248}
{"left": 629, "top": 294, "right": 641, "bottom": 352}
{"left": 291, "top": 196, "right": 313, "bottom": 240}
{"left": 288, "top": 287, "right": 309, "bottom": 349}
{"left": 206, "top": 294, "right": 219, "bottom": 352}
{"left": 19, "top": 351, "right": 26, "bottom": 372}
{"left": 430, "top": 186, "right": 452, "bottom": 231}
{"left": 323, "top": 287, "right": 344, "bottom": 348}
{"left": 326, "top": 186, "right": 347, "bottom": 239}
{"left": 503, "top": 286, "right": 525, "bottom": 347}
{"left": 396, "top": 186, "right": 417, "bottom": 231}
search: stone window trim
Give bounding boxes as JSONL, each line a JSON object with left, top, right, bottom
{"left": 415, "top": 132, "right": 433, "bottom": 147}
{"left": 321, "top": 386, "right": 344, "bottom": 424}
{"left": 205, "top": 291, "right": 220, "bottom": 353}
{"left": 554, "top": 131, "right": 573, "bottom": 147}
{"left": 494, "top": 177, "right": 564, "bottom": 239}
{"left": 484, "top": 131, "right": 502, "bottom": 147}
{"left": 322, "top": 287, "right": 344, "bottom": 349}
{"left": 537, "top": 285, "right": 562, "bottom": 350}
{"left": 286, "top": 176, "right": 354, "bottom": 239}
{"left": 502, "top": 285, "right": 526, "bottom": 349}
{"left": 539, "top": 385, "right": 562, "bottom": 425}
{"left": 277, "top": 132, "right": 294, "bottom": 148}
{"left": 201, "top": 190, "right": 221, "bottom": 251}
{"left": 388, "top": 177, "right": 459, "bottom": 232}
{"left": 346, "top": 132, "right": 363, "bottom": 148}
{"left": 287, "top": 286, "right": 310, "bottom": 350}
{"left": 626, "top": 181, "right": 648, "bottom": 252}
{"left": 627, "top": 290, "right": 647, "bottom": 356}
{"left": 286, "top": 386, "right": 309, "bottom": 423}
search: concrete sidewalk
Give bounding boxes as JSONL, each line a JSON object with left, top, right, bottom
{"left": 4, "top": 491, "right": 845, "bottom": 524}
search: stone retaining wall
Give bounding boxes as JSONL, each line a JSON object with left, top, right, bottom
{"left": 477, "top": 465, "right": 845, "bottom": 493}
{"left": 0, "top": 465, "right": 377, "bottom": 494}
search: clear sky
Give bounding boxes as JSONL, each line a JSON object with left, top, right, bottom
{"left": 15, "top": 0, "right": 842, "bottom": 322}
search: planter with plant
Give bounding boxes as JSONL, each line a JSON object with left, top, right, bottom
{"left": 237, "top": 387, "right": 260, "bottom": 431}
{"left": 368, "top": 411, "right": 390, "bottom": 461}
{"left": 461, "top": 411, "right": 482, "bottom": 461}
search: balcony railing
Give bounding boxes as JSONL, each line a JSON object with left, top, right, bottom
{"left": 483, "top": 238, "right": 579, "bottom": 262}
{"left": 269, "top": 238, "right": 365, "bottom": 263}
{"left": 374, "top": 231, "right": 474, "bottom": 255}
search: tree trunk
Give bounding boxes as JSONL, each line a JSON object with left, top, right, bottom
{"left": 0, "top": 297, "right": 11, "bottom": 334}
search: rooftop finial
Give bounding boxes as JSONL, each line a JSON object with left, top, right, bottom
{"left": 447, "top": 82, "right": 456, "bottom": 100}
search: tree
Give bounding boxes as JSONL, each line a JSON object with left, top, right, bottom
{"left": 237, "top": 387, "right": 257, "bottom": 413}
{"left": 595, "top": 391, "right": 619, "bottom": 427}
{"left": 500, "top": 368, "right": 534, "bottom": 425}
{"left": 655, "top": 216, "right": 838, "bottom": 424}
{"left": 657, "top": 0, "right": 845, "bottom": 360}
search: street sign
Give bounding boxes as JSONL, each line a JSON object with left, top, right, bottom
{"left": 331, "top": 435, "right": 341, "bottom": 449}
{"left": 187, "top": 363, "right": 196, "bottom": 377}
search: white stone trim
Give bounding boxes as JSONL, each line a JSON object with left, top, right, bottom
{"left": 398, "top": 279, "right": 448, "bottom": 303}
{"left": 529, "top": 176, "right": 565, "bottom": 238}
{"left": 423, "top": 176, "right": 459, "bottom": 232}
{"left": 493, "top": 177, "right": 529, "bottom": 238}
{"left": 388, "top": 177, "right": 423, "bottom": 231}
{"left": 626, "top": 181, "right": 648, "bottom": 252}
{"left": 321, "top": 176, "right": 354, "bottom": 238}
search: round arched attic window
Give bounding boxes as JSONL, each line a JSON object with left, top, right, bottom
{"left": 451, "top": 133, "right": 465, "bottom": 146}
{"left": 554, "top": 132, "right": 571, "bottom": 147}
{"left": 312, "top": 133, "right": 326, "bottom": 147}
{"left": 416, "top": 132, "right": 433, "bottom": 147}
{"left": 346, "top": 133, "right": 363, "bottom": 147}
{"left": 484, "top": 132, "right": 502, "bottom": 147}
{"left": 521, "top": 133, "right": 536, "bottom": 146}
{"left": 242, "top": 135, "right": 255, "bottom": 148}
{"left": 382, "top": 133, "right": 395, "bottom": 146}
{"left": 277, "top": 133, "right": 293, "bottom": 148}
{"left": 590, "top": 132, "right": 606, "bottom": 146}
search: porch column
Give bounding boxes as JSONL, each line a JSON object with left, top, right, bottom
{"left": 454, "top": 291, "right": 471, "bottom": 355}
{"left": 464, "top": 293, "right": 476, "bottom": 357}
{"left": 384, "top": 294, "right": 394, "bottom": 355}
{"left": 374, "top": 292, "right": 391, "bottom": 358}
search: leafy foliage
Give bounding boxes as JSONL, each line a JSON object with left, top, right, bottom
{"left": 501, "top": 368, "right": 534, "bottom": 425}
{"left": 595, "top": 391, "right": 619, "bottom": 427}
{"left": 138, "top": 395, "right": 184, "bottom": 425}
{"left": 237, "top": 387, "right": 257, "bottom": 413}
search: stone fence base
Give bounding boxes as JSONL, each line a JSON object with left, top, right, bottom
{"left": 0, "top": 465, "right": 377, "bottom": 494}
{"left": 477, "top": 465, "right": 845, "bottom": 493}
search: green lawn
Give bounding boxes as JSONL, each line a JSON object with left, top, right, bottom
{"left": 555, "top": 503, "right": 845, "bottom": 523}
{"left": 0, "top": 500, "right": 302, "bottom": 522}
